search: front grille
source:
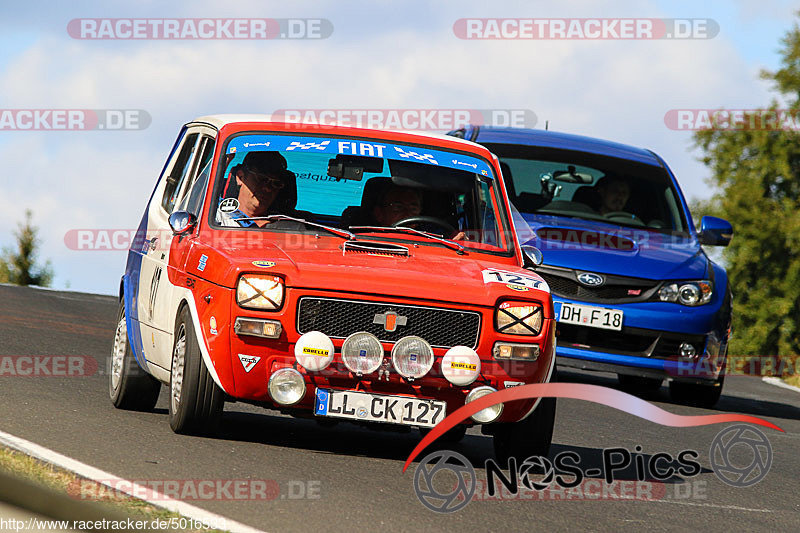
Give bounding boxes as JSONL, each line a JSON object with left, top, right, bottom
{"left": 557, "top": 323, "right": 705, "bottom": 359}
{"left": 538, "top": 265, "right": 659, "bottom": 304}
{"left": 297, "top": 297, "right": 481, "bottom": 348}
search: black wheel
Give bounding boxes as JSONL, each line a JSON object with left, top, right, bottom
{"left": 109, "top": 301, "right": 161, "bottom": 411}
{"left": 669, "top": 375, "right": 724, "bottom": 408}
{"left": 169, "top": 306, "right": 224, "bottom": 434}
{"left": 493, "top": 396, "right": 557, "bottom": 464}
{"left": 419, "top": 424, "right": 468, "bottom": 444}
{"left": 618, "top": 374, "right": 663, "bottom": 393}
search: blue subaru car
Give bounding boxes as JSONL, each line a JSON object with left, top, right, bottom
{"left": 449, "top": 126, "right": 733, "bottom": 407}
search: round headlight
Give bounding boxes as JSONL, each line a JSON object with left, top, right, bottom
{"left": 465, "top": 386, "right": 502, "bottom": 423}
{"left": 341, "top": 332, "right": 384, "bottom": 375}
{"left": 268, "top": 368, "right": 306, "bottom": 406}
{"left": 391, "top": 336, "right": 434, "bottom": 379}
{"left": 658, "top": 284, "right": 679, "bottom": 302}
{"left": 678, "top": 284, "right": 701, "bottom": 306}
{"left": 294, "top": 331, "right": 334, "bottom": 372}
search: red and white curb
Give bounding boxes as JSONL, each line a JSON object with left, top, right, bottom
{"left": 0, "top": 429, "right": 267, "bottom": 533}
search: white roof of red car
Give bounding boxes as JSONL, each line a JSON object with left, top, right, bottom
{"left": 187, "top": 114, "right": 486, "bottom": 149}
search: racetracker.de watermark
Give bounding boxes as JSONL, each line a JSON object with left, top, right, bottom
{"left": 665, "top": 109, "right": 800, "bottom": 131}
{"left": 271, "top": 109, "right": 537, "bottom": 130}
{"left": 68, "top": 478, "right": 321, "bottom": 501}
{"left": 0, "top": 356, "right": 97, "bottom": 377}
{"left": 67, "top": 18, "right": 333, "bottom": 39}
{"left": 667, "top": 354, "right": 800, "bottom": 380}
{"left": 0, "top": 109, "right": 150, "bottom": 131}
{"left": 63, "top": 228, "right": 696, "bottom": 252}
{"left": 453, "top": 18, "right": 719, "bottom": 40}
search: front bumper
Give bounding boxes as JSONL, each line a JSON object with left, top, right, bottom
{"left": 222, "top": 287, "right": 557, "bottom": 425}
{"left": 552, "top": 298, "right": 729, "bottom": 383}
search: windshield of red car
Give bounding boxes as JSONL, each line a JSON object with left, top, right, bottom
{"left": 208, "top": 133, "right": 513, "bottom": 253}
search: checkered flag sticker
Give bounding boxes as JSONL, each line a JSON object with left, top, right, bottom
{"left": 285, "top": 140, "right": 331, "bottom": 151}
{"left": 393, "top": 146, "right": 438, "bottom": 165}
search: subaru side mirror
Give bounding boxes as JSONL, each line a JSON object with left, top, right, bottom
{"left": 698, "top": 216, "right": 732, "bottom": 246}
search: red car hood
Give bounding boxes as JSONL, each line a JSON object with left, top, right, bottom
{"left": 183, "top": 233, "right": 550, "bottom": 310}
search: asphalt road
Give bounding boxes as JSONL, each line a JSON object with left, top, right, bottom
{"left": 0, "top": 284, "right": 798, "bottom": 532}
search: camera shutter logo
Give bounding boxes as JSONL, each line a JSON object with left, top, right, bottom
{"left": 709, "top": 424, "right": 772, "bottom": 487}
{"left": 413, "top": 450, "right": 476, "bottom": 513}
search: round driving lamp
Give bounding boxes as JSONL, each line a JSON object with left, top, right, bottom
{"left": 465, "top": 386, "right": 503, "bottom": 423}
{"left": 268, "top": 368, "right": 306, "bottom": 406}
{"left": 341, "top": 332, "right": 384, "bottom": 375}
{"left": 391, "top": 336, "right": 434, "bottom": 379}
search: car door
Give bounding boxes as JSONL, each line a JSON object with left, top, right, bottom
{"left": 138, "top": 126, "right": 215, "bottom": 371}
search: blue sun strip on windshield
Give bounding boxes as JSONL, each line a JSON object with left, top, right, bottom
{"left": 227, "top": 134, "right": 493, "bottom": 177}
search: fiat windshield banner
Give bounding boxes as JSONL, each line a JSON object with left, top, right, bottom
{"left": 226, "top": 134, "right": 494, "bottom": 177}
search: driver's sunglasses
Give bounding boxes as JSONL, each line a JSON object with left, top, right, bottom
{"left": 245, "top": 169, "right": 285, "bottom": 191}
{"left": 383, "top": 202, "right": 421, "bottom": 213}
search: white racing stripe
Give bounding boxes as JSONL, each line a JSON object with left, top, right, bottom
{"left": 0, "top": 429, "right": 267, "bottom": 533}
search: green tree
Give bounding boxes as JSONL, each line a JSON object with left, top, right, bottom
{"left": 0, "top": 209, "right": 53, "bottom": 287}
{"left": 694, "top": 18, "right": 800, "bottom": 356}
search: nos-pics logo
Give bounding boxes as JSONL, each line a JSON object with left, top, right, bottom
{"left": 412, "top": 424, "right": 773, "bottom": 513}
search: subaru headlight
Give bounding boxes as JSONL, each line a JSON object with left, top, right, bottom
{"left": 237, "top": 274, "right": 285, "bottom": 310}
{"left": 658, "top": 280, "right": 713, "bottom": 306}
{"left": 495, "top": 302, "right": 543, "bottom": 335}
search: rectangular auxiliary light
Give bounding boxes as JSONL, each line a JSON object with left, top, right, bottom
{"left": 493, "top": 342, "right": 540, "bottom": 361}
{"left": 234, "top": 317, "right": 282, "bottom": 339}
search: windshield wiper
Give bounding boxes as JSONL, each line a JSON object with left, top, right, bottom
{"left": 350, "top": 225, "right": 466, "bottom": 255}
{"left": 239, "top": 215, "right": 356, "bottom": 240}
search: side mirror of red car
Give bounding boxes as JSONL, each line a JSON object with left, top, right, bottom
{"left": 522, "top": 245, "right": 543, "bottom": 268}
{"left": 169, "top": 211, "right": 197, "bottom": 235}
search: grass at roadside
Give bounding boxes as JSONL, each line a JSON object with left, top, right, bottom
{"left": 0, "top": 446, "right": 228, "bottom": 532}
{"left": 784, "top": 374, "right": 800, "bottom": 389}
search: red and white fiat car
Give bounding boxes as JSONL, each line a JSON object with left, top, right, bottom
{"left": 110, "top": 115, "right": 556, "bottom": 460}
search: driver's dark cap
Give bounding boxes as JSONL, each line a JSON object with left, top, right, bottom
{"left": 242, "top": 151, "right": 287, "bottom": 177}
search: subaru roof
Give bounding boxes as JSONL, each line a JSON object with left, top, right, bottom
{"left": 462, "top": 126, "right": 662, "bottom": 166}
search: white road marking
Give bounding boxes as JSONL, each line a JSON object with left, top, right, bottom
{"left": 0, "top": 429, "right": 267, "bottom": 533}
{"left": 762, "top": 376, "right": 800, "bottom": 394}
{"left": 640, "top": 499, "right": 775, "bottom": 513}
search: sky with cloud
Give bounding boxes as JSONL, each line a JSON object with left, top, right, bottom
{"left": 0, "top": 0, "right": 796, "bottom": 294}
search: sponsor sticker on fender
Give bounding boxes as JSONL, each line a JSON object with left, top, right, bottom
{"left": 237, "top": 354, "right": 261, "bottom": 373}
{"left": 506, "top": 284, "right": 530, "bottom": 292}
